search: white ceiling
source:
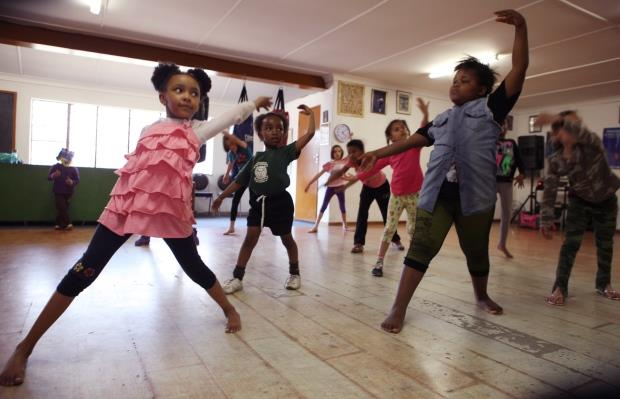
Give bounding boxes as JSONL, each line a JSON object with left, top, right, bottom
{"left": 0, "top": 0, "right": 619, "bottom": 109}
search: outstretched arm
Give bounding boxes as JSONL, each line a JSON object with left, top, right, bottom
{"left": 194, "top": 96, "right": 272, "bottom": 143}
{"left": 336, "top": 177, "right": 359, "bottom": 192}
{"left": 295, "top": 105, "right": 316, "bottom": 153}
{"left": 305, "top": 170, "right": 326, "bottom": 192}
{"left": 212, "top": 182, "right": 243, "bottom": 213}
{"left": 360, "top": 133, "right": 430, "bottom": 171}
{"left": 324, "top": 165, "right": 351, "bottom": 187}
{"left": 495, "top": 9, "right": 529, "bottom": 98}
{"left": 222, "top": 161, "right": 234, "bottom": 185}
{"left": 222, "top": 131, "right": 248, "bottom": 149}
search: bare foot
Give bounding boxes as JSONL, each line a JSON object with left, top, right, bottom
{"left": 497, "top": 245, "right": 513, "bottom": 259}
{"left": 224, "top": 307, "right": 241, "bottom": 333}
{"left": 307, "top": 227, "right": 318, "bottom": 234}
{"left": 597, "top": 285, "right": 620, "bottom": 301}
{"left": 342, "top": 224, "right": 350, "bottom": 232}
{"left": 545, "top": 287, "right": 565, "bottom": 306}
{"left": 223, "top": 228, "right": 235, "bottom": 236}
{"left": 477, "top": 297, "right": 503, "bottom": 315}
{"left": 381, "top": 308, "right": 406, "bottom": 333}
{"left": 0, "top": 345, "right": 30, "bottom": 386}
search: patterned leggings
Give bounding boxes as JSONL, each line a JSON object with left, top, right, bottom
{"left": 57, "top": 224, "right": 217, "bottom": 297}
{"left": 381, "top": 192, "right": 418, "bottom": 243}
{"left": 553, "top": 195, "right": 617, "bottom": 296}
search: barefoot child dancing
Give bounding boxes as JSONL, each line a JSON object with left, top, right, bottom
{"left": 362, "top": 10, "right": 529, "bottom": 333}
{"left": 0, "top": 63, "right": 272, "bottom": 386}
{"left": 212, "top": 105, "right": 316, "bottom": 293}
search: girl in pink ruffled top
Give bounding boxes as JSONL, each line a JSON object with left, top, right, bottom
{"left": 0, "top": 63, "right": 272, "bottom": 387}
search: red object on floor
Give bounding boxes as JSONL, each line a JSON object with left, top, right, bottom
{"left": 519, "top": 212, "right": 540, "bottom": 229}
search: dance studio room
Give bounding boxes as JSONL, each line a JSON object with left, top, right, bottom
{"left": 0, "top": 0, "right": 619, "bottom": 398}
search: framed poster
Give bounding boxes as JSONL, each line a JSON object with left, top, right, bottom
{"left": 337, "top": 81, "right": 364, "bottom": 117}
{"left": 396, "top": 91, "right": 412, "bottom": 115}
{"left": 603, "top": 127, "right": 620, "bottom": 169}
{"left": 371, "top": 89, "right": 386, "bottom": 114}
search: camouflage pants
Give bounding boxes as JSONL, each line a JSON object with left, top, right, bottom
{"left": 553, "top": 195, "right": 617, "bottom": 296}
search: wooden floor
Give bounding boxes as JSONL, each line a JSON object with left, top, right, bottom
{"left": 0, "top": 220, "right": 619, "bottom": 399}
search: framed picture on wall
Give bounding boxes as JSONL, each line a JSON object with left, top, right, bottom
{"left": 396, "top": 91, "right": 412, "bottom": 115}
{"left": 371, "top": 89, "right": 387, "bottom": 114}
{"left": 529, "top": 115, "right": 542, "bottom": 133}
{"left": 337, "top": 81, "right": 364, "bottom": 118}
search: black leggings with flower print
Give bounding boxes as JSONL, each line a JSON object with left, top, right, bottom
{"left": 57, "top": 224, "right": 217, "bottom": 297}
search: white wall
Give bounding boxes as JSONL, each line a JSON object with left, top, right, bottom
{"left": 509, "top": 96, "right": 620, "bottom": 229}
{"left": 0, "top": 72, "right": 249, "bottom": 215}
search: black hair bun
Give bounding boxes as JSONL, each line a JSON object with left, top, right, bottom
{"left": 151, "top": 63, "right": 180, "bottom": 92}
{"left": 187, "top": 68, "right": 212, "bottom": 99}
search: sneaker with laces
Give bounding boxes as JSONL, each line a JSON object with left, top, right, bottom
{"left": 222, "top": 278, "right": 243, "bottom": 294}
{"left": 285, "top": 274, "right": 301, "bottom": 290}
{"left": 351, "top": 244, "right": 364, "bottom": 253}
{"left": 372, "top": 259, "right": 384, "bottom": 277}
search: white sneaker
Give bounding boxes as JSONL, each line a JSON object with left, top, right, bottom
{"left": 285, "top": 274, "right": 301, "bottom": 290}
{"left": 222, "top": 278, "right": 243, "bottom": 294}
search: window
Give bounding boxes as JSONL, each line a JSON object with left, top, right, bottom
{"left": 30, "top": 100, "right": 68, "bottom": 166}
{"left": 68, "top": 103, "right": 97, "bottom": 167}
{"left": 29, "top": 99, "right": 167, "bottom": 169}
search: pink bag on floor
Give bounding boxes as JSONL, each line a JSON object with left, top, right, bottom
{"left": 519, "top": 212, "right": 539, "bottom": 229}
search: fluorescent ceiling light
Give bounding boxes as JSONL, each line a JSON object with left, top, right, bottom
{"left": 428, "top": 52, "right": 508, "bottom": 79}
{"left": 89, "top": 0, "right": 101, "bottom": 15}
{"left": 31, "top": 44, "right": 217, "bottom": 76}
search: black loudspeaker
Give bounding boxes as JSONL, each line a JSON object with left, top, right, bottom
{"left": 518, "top": 135, "right": 544, "bottom": 171}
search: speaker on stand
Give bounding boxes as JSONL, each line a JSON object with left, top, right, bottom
{"left": 510, "top": 135, "right": 545, "bottom": 223}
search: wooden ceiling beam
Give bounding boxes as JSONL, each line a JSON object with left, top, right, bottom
{"left": 0, "top": 20, "right": 327, "bottom": 89}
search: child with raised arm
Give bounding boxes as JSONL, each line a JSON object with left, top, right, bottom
{"left": 332, "top": 139, "right": 405, "bottom": 253}
{"left": 212, "top": 105, "right": 316, "bottom": 293}
{"left": 358, "top": 99, "right": 428, "bottom": 276}
{"left": 305, "top": 144, "right": 349, "bottom": 233}
{"left": 0, "top": 63, "right": 272, "bottom": 386}
{"left": 362, "top": 10, "right": 529, "bottom": 333}
{"left": 222, "top": 131, "right": 253, "bottom": 235}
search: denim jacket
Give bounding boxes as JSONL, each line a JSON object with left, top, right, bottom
{"left": 418, "top": 97, "right": 501, "bottom": 215}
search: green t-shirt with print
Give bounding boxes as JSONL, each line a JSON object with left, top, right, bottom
{"left": 235, "top": 142, "right": 299, "bottom": 196}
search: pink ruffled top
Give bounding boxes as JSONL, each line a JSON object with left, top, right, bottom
{"left": 98, "top": 101, "right": 256, "bottom": 238}
{"left": 98, "top": 120, "right": 200, "bottom": 238}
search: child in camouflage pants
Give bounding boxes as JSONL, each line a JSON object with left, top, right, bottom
{"left": 539, "top": 113, "right": 620, "bottom": 305}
